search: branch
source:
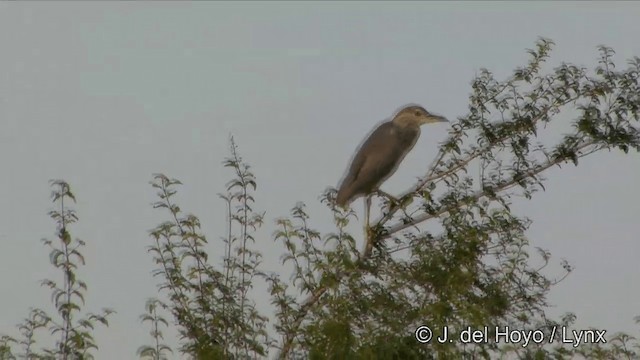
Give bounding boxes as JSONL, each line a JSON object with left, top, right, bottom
{"left": 277, "top": 286, "right": 329, "bottom": 359}
{"left": 278, "top": 100, "right": 585, "bottom": 359}
{"left": 373, "top": 95, "right": 579, "bottom": 233}
{"left": 380, "top": 140, "right": 596, "bottom": 241}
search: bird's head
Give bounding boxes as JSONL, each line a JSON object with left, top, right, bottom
{"left": 393, "top": 105, "right": 448, "bottom": 127}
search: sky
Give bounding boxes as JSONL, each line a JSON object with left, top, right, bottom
{"left": 1, "top": 2, "right": 639, "bottom": 359}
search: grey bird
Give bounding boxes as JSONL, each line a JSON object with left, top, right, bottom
{"left": 335, "top": 105, "right": 448, "bottom": 222}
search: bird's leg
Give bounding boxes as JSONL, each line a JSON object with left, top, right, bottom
{"left": 364, "top": 194, "right": 373, "bottom": 239}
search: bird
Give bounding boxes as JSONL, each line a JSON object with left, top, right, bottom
{"left": 335, "top": 105, "right": 448, "bottom": 230}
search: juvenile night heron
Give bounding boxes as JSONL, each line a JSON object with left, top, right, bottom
{"left": 335, "top": 105, "right": 448, "bottom": 229}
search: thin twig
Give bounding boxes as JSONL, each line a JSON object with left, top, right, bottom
{"left": 381, "top": 140, "right": 596, "bottom": 239}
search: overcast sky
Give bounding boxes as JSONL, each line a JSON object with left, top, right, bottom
{"left": 1, "top": 2, "right": 639, "bottom": 359}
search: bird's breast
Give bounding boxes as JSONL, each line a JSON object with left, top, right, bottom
{"left": 395, "top": 126, "right": 420, "bottom": 147}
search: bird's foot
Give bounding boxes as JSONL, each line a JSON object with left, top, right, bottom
{"left": 376, "top": 190, "right": 398, "bottom": 207}
{"left": 366, "top": 223, "right": 388, "bottom": 241}
{"left": 377, "top": 191, "right": 413, "bottom": 212}
{"left": 365, "top": 225, "right": 375, "bottom": 240}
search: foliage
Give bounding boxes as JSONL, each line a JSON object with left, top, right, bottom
{"left": 268, "top": 38, "right": 640, "bottom": 359}
{"left": 2, "top": 39, "right": 640, "bottom": 359}
{"left": 1, "top": 181, "right": 114, "bottom": 360}
{"left": 137, "top": 299, "right": 173, "bottom": 360}
{"left": 145, "top": 138, "right": 270, "bottom": 359}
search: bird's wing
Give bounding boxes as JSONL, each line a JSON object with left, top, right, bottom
{"left": 342, "top": 122, "right": 394, "bottom": 185}
{"left": 337, "top": 122, "right": 411, "bottom": 205}
{"left": 356, "top": 124, "right": 412, "bottom": 185}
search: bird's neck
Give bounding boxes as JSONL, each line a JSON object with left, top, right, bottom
{"left": 393, "top": 115, "right": 419, "bottom": 128}
{"left": 391, "top": 119, "right": 421, "bottom": 144}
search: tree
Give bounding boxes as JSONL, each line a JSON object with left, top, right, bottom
{"left": 265, "top": 38, "right": 640, "bottom": 359}
{"left": 2, "top": 38, "right": 639, "bottom": 359}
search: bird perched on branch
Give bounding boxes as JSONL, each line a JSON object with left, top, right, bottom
{"left": 335, "top": 105, "right": 448, "bottom": 229}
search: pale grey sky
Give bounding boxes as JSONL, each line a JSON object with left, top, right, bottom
{"left": 1, "top": 2, "right": 639, "bottom": 359}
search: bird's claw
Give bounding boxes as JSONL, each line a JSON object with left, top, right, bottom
{"left": 386, "top": 194, "right": 413, "bottom": 212}
{"left": 365, "top": 225, "right": 375, "bottom": 240}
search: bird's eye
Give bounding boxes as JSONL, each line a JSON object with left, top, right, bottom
{"left": 415, "top": 111, "right": 422, "bottom": 116}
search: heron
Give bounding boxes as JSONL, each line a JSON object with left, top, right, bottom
{"left": 335, "top": 104, "right": 448, "bottom": 234}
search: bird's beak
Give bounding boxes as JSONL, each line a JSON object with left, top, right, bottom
{"left": 428, "top": 114, "right": 449, "bottom": 123}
